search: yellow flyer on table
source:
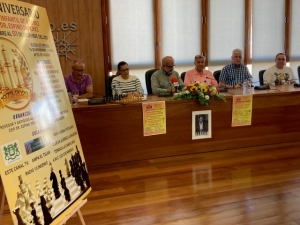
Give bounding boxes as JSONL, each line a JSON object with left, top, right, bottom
{"left": 142, "top": 101, "right": 166, "bottom": 136}
{"left": 0, "top": 1, "right": 91, "bottom": 225}
{"left": 232, "top": 95, "right": 253, "bottom": 127}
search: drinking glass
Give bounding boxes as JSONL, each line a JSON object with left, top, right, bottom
{"left": 72, "top": 90, "right": 79, "bottom": 105}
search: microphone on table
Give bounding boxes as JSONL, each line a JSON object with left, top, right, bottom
{"left": 292, "top": 79, "right": 300, "bottom": 87}
{"left": 254, "top": 80, "right": 270, "bottom": 90}
{"left": 206, "top": 77, "right": 228, "bottom": 92}
{"left": 87, "top": 93, "right": 106, "bottom": 105}
{"left": 171, "top": 76, "right": 179, "bottom": 93}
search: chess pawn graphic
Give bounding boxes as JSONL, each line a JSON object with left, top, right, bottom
{"left": 60, "top": 170, "right": 71, "bottom": 202}
{"left": 39, "top": 191, "right": 53, "bottom": 225}
{"left": 65, "top": 158, "right": 71, "bottom": 177}
{"left": 43, "top": 178, "right": 53, "bottom": 210}
{"left": 30, "top": 201, "right": 41, "bottom": 225}
{"left": 35, "top": 180, "right": 41, "bottom": 205}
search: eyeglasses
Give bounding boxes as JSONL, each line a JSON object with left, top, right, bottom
{"left": 164, "top": 65, "right": 176, "bottom": 69}
{"left": 73, "top": 68, "right": 84, "bottom": 73}
{"left": 120, "top": 68, "right": 130, "bottom": 72}
{"left": 276, "top": 58, "right": 286, "bottom": 61}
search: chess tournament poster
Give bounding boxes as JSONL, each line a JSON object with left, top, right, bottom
{"left": 231, "top": 95, "right": 253, "bottom": 127}
{"left": 0, "top": 1, "right": 91, "bottom": 224}
{"left": 142, "top": 101, "right": 166, "bottom": 136}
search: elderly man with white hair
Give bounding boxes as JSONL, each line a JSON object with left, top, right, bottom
{"left": 219, "top": 48, "right": 252, "bottom": 89}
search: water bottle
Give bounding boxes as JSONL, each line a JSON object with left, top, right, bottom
{"left": 247, "top": 79, "right": 252, "bottom": 94}
{"left": 112, "top": 85, "right": 116, "bottom": 101}
{"left": 242, "top": 79, "right": 248, "bottom": 95}
{"left": 67, "top": 89, "right": 73, "bottom": 104}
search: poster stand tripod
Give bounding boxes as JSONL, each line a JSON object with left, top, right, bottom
{"left": 0, "top": 178, "right": 87, "bottom": 225}
{"left": 59, "top": 198, "right": 87, "bottom": 225}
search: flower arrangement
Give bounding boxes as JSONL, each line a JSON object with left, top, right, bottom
{"left": 173, "top": 82, "right": 226, "bottom": 106}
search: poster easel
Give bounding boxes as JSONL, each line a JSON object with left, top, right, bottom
{"left": 59, "top": 198, "right": 87, "bottom": 225}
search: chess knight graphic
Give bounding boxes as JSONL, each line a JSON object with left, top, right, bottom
{"left": 0, "top": 38, "right": 34, "bottom": 110}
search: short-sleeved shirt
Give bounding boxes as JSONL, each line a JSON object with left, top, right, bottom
{"left": 64, "top": 73, "right": 93, "bottom": 95}
{"left": 219, "top": 63, "right": 252, "bottom": 86}
{"left": 184, "top": 68, "right": 218, "bottom": 87}
{"left": 263, "top": 65, "right": 295, "bottom": 85}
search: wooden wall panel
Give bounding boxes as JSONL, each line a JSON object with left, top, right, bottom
{"left": 21, "top": 0, "right": 106, "bottom": 96}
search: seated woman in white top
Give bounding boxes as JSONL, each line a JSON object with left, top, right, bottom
{"left": 111, "top": 61, "right": 144, "bottom": 96}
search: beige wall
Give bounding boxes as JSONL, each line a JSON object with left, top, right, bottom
{"left": 22, "top": 0, "right": 106, "bottom": 96}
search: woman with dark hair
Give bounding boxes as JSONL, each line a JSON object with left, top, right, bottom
{"left": 111, "top": 61, "right": 144, "bottom": 96}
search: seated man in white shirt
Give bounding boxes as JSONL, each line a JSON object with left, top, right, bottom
{"left": 263, "top": 53, "right": 295, "bottom": 85}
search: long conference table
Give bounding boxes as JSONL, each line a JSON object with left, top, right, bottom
{"left": 72, "top": 85, "right": 300, "bottom": 167}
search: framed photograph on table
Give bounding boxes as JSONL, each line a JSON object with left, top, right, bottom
{"left": 192, "top": 110, "right": 212, "bottom": 140}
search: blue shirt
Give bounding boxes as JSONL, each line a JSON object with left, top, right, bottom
{"left": 219, "top": 63, "right": 252, "bottom": 87}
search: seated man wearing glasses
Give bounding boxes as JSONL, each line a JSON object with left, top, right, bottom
{"left": 64, "top": 59, "right": 93, "bottom": 98}
{"left": 111, "top": 61, "right": 144, "bottom": 96}
{"left": 151, "top": 56, "right": 184, "bottom": 95}
{"left": 263, "top": 53, "right": 295, "bottom": 85}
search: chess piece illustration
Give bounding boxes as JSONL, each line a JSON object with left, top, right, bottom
{"left": 40, "top": 192, "right": 53, "bottom": 225}
{"left": 49, "top": 163, "right": 61, "bottom": 199}
{"left": 30, "top": 201, "right": 41, "bottom": 225}
{"left": 59, "top": 170, "right": 66, "bottom": 189}
{"left": 81, "top": 162, "right": 90, "bottom": 188}
{"left": 18, "top": 176, "right": 32, "bottom": 212}
{"left": 42, "top": 183, "right": 53, "bottom": 209}
{"left": 13, "top": 206, "right": 28, "bottom": 225}
{"left": 65, "top": 158, "right": 71, "bottom": 177}
{"left": 63, "top": 183, "right": 71, "bottom": 202}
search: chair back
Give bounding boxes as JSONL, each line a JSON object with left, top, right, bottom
{"left": 105, "top": 75, "right": 118, "bottom": 97}
{"left": 259, "top": 70, "right": 266, "bottom": 85}
{"left": 145, "top": 69, "right": 159, "bottom": 94}
{"left": 213, "top": 70, "right": 221, "bottom": 83}
{"left": 181, "top": 72, "right": 186, "bottom": 82}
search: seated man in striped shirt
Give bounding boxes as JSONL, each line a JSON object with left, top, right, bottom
{"left": 111, "top": 61, "right": 144, "bottom": 96}
{"left": 219, "top": 48, "right": 252, "bottom": 89}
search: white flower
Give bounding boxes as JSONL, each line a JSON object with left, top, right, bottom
{"left": 205, "top": 95, "right": 210, "bottom": 100}
{"left": 185, "top": 90, "right": 190, "bottom": 94}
